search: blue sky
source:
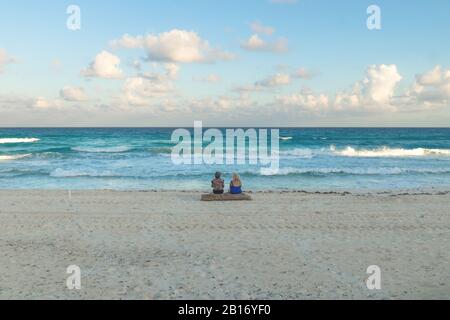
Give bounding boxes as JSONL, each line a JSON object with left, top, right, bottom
{"left": 1, "top": 0, "right": 450, "bottom": 126}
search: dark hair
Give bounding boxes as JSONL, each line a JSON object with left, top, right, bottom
{"left": 215, "top": 172, "right": 221, "bottom": 179}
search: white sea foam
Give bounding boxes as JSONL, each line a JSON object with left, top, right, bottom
{"left": 72, "top": 146, "right": 132, "bottom": 153}
{"left": 0, "top": 154, "right": 32, "bottom": 161}
{"left": 258, "top": 166, "right": 450, "bottom": 176}
{"left": 0, "top": 138, "right": 40, "bottom": 144}
{"left": 50, "top": 168, "right": 119, "bottom": 178}
{"left": 280, "top": 148, "right": 314, "bottom": 158}
{"left": 280, "top": 136, "right": 293, "bottom": 141}
{"left": 332, "top": 146, "right": 450, "bottom": 158}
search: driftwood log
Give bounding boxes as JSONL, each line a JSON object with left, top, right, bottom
{"left": 201, "top": 193, "right": 252, "bottom": 201}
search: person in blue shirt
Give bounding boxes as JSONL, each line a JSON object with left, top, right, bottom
{"left": 229, "top": 173, "right": 243, "bottom": 194}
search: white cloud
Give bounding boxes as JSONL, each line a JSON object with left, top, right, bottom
{"left": 250, "top": 21, "right": 275, "bottom": 36}
{"left": 122, "top": 76, "right": 174, "bottom": 106}
{"left": 116, "top": 64, "right": 448, "bottom": 116}
{"left": 0, "top": 48, "right": 16, "bottom": 72}
{"left": 0, "top": 94, "right": 65, "bottom": 111}
{"left": 110, "top": 34, "right": 144, "bottom": 49}
{"left": 32, "top": 97, "right": 63, "bottom": 109}
{"left": 416, "top": 65, "right": 444, "bottom": 86}
{"left": 122, "top": 63, "right": 180, "bottom": 106}
{"left": 60, "top": 86, "right": 88, "bottom": 102}
{"left": 257, "top": 73, "right": 291, "bottom": 87}
{"left": 277, "top": 92, "right": 329, "bottom": 113}
{"left": 363, "top": 64, "right": 402, "bottom": 104}
{"left": 277, "top": 64, "right": 403, "bottom": 113}
{"left": 333, "top": 64, "right": 402, "bottom": 112}
{"left": 242, "top": 34, "right": 265, "bottom": 50}
{"left": 292, "top": 67, "right": 316, "bottom": 80}
{"left": 33, "top": 97, "right": 50, "bottom": 108}
{"left": 235, "top": 72, "right": 292, "bottom": 93}
{"left": 403, "top": 65, "right": 450, "bottom": 107}
{"left": 243, "top": 20, "right": 289, "bottom": 54}
{"left": 111, "top": 29, "right": 235, "bottom": 63}
{"left": 241, "top": 34, "right": 288, "bottom": 53}
{"left": 164, "top": 63, "right": 180, "bottom": 80}
{"left": 188, "top": 94, "right": 252, "bottom": 113}
{"left": 82, "top": 51, "right": 123, "bottom": 79}
{"left": 333, "top": 91, "right": 361, "bottom": 111}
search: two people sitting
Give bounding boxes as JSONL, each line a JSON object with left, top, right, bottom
{"left": 211, "top": 172, "right": 242, "bottom": 195}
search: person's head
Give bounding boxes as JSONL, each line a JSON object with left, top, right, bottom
{"left": 215, "top": 172, "right": 222, "bottom": 179}
{"left": 232, "top": 173, "right": 241, "bottom": 184}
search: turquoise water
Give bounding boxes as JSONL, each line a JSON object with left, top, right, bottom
{"left": 1, "top": 128, "right": 450, "bottom": 191}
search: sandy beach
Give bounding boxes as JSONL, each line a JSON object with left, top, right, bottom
{"left": 0, "top": 190, "right": 449, "bottom": 300}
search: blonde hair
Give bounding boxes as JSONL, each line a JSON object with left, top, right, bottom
{"left": 232, "top": 173, "right": 241, "bottom": 187}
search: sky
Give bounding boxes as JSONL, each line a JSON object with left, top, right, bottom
{"left": 0, "top": 0, "right": 450, "bottom": 127}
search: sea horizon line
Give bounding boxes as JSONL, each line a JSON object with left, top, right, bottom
{"left": 1, "top": 126, "right": 450, "bottom": 129}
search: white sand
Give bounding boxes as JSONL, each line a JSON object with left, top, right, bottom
{"left": 0, "top": 190, "right": 449, "bottom": 300}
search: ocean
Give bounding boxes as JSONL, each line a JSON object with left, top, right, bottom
{"left": 1, "top": 128, "right": 450, "bottom": 191}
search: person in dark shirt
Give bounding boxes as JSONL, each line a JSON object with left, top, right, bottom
{"left": 211, "top": 172, "right": 224, "bottom": 194}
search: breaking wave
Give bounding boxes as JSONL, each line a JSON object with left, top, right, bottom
{"left": 50, "top": 168, "right": 120, "bottom": 178}
{"left": 257, "top": 167, "right": 450, "bottom": 176}
{"left": 0, "top": 138, "right": 40, "bottom": 144}
{"left": 280, "top": 148, "right": 314, "bottom": 158}
{"left": 0, "top": 154, "right": 32, "bottom": 161}
{"left": 331, "top": 146, "right": 450, "bottom": 158}
{"left": 72, "top": 146, "right": 132, "bottom": 153}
